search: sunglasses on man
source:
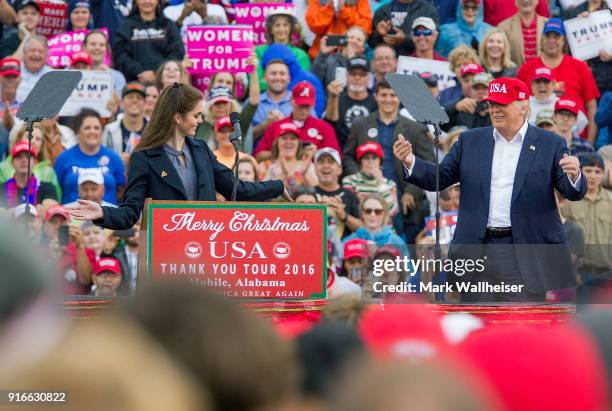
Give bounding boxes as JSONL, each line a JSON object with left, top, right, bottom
{"left": 413, "top": 29, "right": 433, "bottom": 37}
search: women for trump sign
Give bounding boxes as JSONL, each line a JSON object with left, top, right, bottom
{"left": 186, "top": 25, "right": 255, "bottom": 74}
{"left": 144, "top": 202, "right": 328, "bottom": 300}
{"left": 234, "top": 3, "right": 296, "bottom": 45}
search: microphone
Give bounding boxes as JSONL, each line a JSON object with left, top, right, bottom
{"left": 229, "top": 112, "right": 242, "bottom": 147}
{"left": 228, "top": 112, "right": 242, "bottom": 202}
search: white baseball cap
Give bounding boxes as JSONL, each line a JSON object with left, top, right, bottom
{"left": 412, "top": 17, "right": 437, "bottom": 32}
{"left": 78, "top": 168, "right": 104, "bottom": 186}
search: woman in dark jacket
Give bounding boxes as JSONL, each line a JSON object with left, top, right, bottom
{"left": 112, "top": 0, "right": 184, "bottom": 82}
{"left": 68, "top": 84, "right": 289, "bottom": 230}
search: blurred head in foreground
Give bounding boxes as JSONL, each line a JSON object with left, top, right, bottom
{"left": 114, "top": 280, "right": 300, "bottom": 411}
{"left": 2, "top": 317, "right": 209, "bottom": 411}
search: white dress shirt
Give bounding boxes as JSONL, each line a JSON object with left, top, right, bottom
{"left": 487, "top": 121, "right": 529, "bottom": 227}
{"left": 405, "top": 121, "right": 582, "bottom": 228}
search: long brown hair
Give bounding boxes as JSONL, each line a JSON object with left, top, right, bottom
{"left": 135, "top": 84, "right": 202, "bottom": 152}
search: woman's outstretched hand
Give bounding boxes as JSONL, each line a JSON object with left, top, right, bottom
{"left": 65, "top": 199, "right": 104, "bottom": 221}
{"left": 281, "top": 186, "right": 293, "bottom": 202}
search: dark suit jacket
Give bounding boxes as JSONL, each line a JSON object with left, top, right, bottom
{"left": 343, "top": 112, "right": 435, "bottom": 225}
{"left": 405, "top": 125, "right": 588, "bottom": 293}
{"left": 96, "top": 137, "right": 284, "bottom": 230}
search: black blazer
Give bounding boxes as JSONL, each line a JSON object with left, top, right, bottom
{"left": 95, "top": 137, "right": 284, "bottom": 230}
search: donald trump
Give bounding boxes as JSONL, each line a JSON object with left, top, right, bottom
{"left": 393, "top": 77, "right": 586, "bottom": 302}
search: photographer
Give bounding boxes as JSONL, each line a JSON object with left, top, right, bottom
{"left": 444, "top": 72, "right": 493, "bottom": 131}
{"left": 43, "top": 205, "right": 95, "bottom": 295}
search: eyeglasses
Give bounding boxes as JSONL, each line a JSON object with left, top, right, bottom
{"left": 363, "top": 208, "right": 384, "bottom": 216}
{"left": 413, "top": 29, "right": 433, "bottom": 37}
{"left": 462, "top": 4, "right": 479, "bottom": 11}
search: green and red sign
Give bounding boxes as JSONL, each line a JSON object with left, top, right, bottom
{"left": 146, "top": 203, "right": 327, "bottom": 300}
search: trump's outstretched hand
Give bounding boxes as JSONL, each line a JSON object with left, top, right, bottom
{"left": 65, "top": 200, "right": 104, "bottom": 221}
{"left": 393, "top": 134, "right": 414, "bottom": 168}
{"left": 559, "top": 154, "right": 581, "bottom": 183}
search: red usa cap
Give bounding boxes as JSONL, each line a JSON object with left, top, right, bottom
{"left": 356, "top": 142, "right": 384, "bottom": 160}
{"left": 554, "top": 98, "right": 579, "bottom": 115}
{"left": 533, "top": 66, "right": 554, "bottom": 82}
{"left": 93, "top": 257, "right": 122, "bottom": 276}
{"left": 459, "top": 63, "right": 484, "bottom": 78}
{"left": 277, "top": 121, "right": 300, "bottom": 137}
{"left": 215, "top": 116, "right": 233, "bottom": 132}
{"left": 11, "top": 141, "right": 37, "bottom": 158}
{"left": 292, "top": 81, "right": 316, "bottom": 106}
{"left": 483, "top": 77, "right": 530, "bottom": 105}
{"left": 343, "top": 238, "right": 369, "bottom": 260}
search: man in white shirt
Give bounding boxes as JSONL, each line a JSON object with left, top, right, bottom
{"left": 393, "top": 77, "right": 586, "bottom": 302}
{"left": 15, "top": 35, "right": 51, "bottom": 103}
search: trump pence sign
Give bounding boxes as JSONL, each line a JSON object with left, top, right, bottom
{"left": 145, "top": 203, "right": 327, "bottom": 300}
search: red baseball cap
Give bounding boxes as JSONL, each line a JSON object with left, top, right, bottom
{"left": 460, "top": 325, "right": 608, "bottom": 411}
{"left": 459, "top": 63, "right": 484, "bottom": 78}
{"left": 292, "top": 81, "right": 316, "bottom": 106}
{"left": 532, "top": 66, "right": 554, "bottom": 82}
{"left": 483, "top": 77, "right": 530, "bottom": 105}
{"left": 0, "top": 57, "right": 21, "bottom": 77}
{"left": 71, "top": 51, "right": 92, "bottom": 67}
{"left": 44, "top": 205, "right": 70, "bottom": 222}
{"left": 277, "top": 121, "right": 300, "bottom": 138}
{"left": 93, "top": 257, "right": 122, "bottom": 276}
{"left": 554, "top": 98, "right": 579, "bottom": 115}
{"left": 215, "top": 116, "right": 233, "bottom": 132}
{"left": 359, "top": 304, "right": 451, "bottom": 361}
{"left": 343, "top": 238, "right": 369, "bottom": 260}
{"left": 356, "top": 142, "right": 384, "bottom": 161}
{"left": 374, "top": 245, "right": 401, "bottom": 258}
{"left": 11, "top": 141, "right": 37, "bottom": 158}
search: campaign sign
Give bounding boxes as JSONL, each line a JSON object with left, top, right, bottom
{"left": 47, "top": 28, "right": 111, "bottom": 68}
{"left": 234, "top": 3, "right": 296, "bottom": 45}
{"left": 36, "top": 0, "right": 68, "bottom": 37}
{"left": 565, "top": 10, "right": 612, "bottom": 61}
{"left": 425, "top": 211, "right": 458, "bottom": 245}
{"left": 396, "top": 56, "right": 457, "bottom": 90}
{"left": 146, "top": 203, "right": 327, "bottom": 300}
{"left": 186, "top": 25, "right": 254, "bottom": 74}
{"left": 59, "top": 70, "right": 113, "bottom": 117}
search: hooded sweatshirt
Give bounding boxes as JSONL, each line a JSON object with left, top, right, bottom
{"left": 112, "top": 7, "right": 184, "bottom": 81}
{"left": 261, "top": 44, "right": 326, "bottom": 118}
{"left": 436, "top": 0, "right": 492, "bottom": 58}
{"left": 342, "top": 225, "right": 410, "bottom": 259}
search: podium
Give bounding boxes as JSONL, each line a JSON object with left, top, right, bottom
{"left": 138, "top": 199, "right": 329, "bottom": 300}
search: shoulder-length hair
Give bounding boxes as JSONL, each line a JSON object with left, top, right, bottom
{"left": 11, "top": 123, "right": 48, "bottom": 162}
{"left": 265, "top": 13, "right": 297, "bottom": 45}
{"left": 270, "top": 134, "right": 304, "bottom": 161}
{"left": 359, "top": 194, "right": 390, "bottom": 226}
{"left": 479, "top": 28, "right": 516, "bottom": 70}
{"left": 135, "top": 83, "right": 202, "bottom": 152}
{"left": 155, "top": 60, "right": 191, "bottom": 91}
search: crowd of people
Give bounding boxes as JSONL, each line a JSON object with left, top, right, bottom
{"left": 0, "top": 0, "right": 608, "bottom": 300}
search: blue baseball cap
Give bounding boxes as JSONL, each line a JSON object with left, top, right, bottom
{"left": 543, "top": 18, "right": 566, "bottom": 36}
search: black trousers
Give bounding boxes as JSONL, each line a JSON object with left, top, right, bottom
{"left": 459, "top": 235, "right": 546, "bottom": 303}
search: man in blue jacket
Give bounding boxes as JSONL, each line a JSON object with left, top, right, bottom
{"left": 394, "top": 77, "right": 586, "bottom": 302}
